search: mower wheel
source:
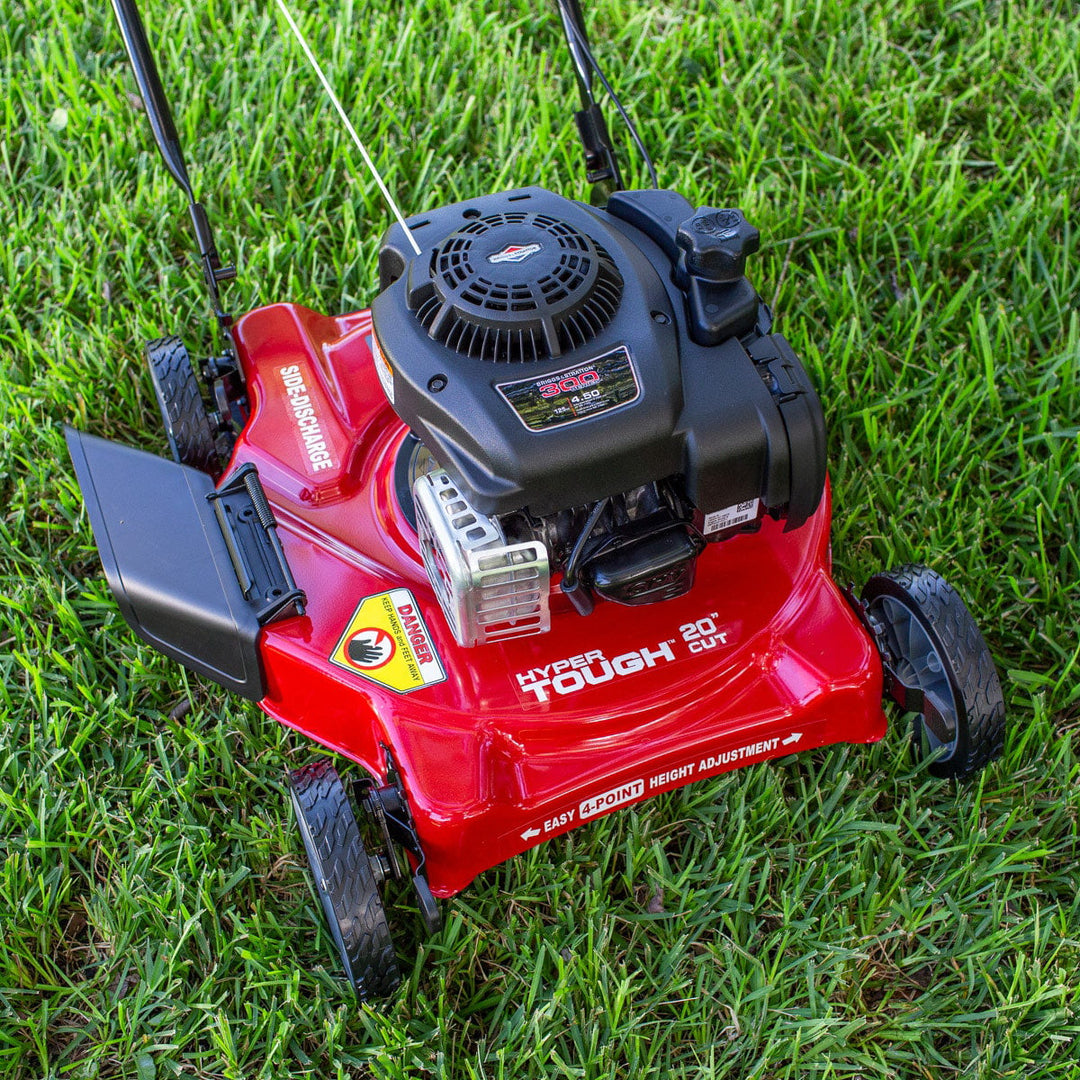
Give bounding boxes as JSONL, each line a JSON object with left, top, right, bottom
{"left": 862, "top": 564, "right": 1005, "bottom": 779}
{"left": 289, "top": 761, "right": 401, "bottom": 1000}
{"left": 146, "top": 335, "right": 219, "bottom": 476}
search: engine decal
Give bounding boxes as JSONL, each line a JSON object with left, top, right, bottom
{"left": 278, "top": 364, "right": 336, "bottom": 473}
{"left": 329, "top": 589, "right": 446, "bottom": 694}
{"left": 488, "top": 242, "right": 543, "bottom": 264}
{"left": 495, "top": 345, "right": 639, "bottom": 431}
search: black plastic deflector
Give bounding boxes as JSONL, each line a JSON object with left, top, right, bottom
{"left": 65, "top": 428, "right": 289, "bottom": 700}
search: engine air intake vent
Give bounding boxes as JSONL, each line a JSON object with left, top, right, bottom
{"left": 407, "top": 212, "right": 623, "bottom": 363}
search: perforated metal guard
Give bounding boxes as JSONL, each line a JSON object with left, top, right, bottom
{"left": 413, "top": 470, "right": 550, "bottom": 646}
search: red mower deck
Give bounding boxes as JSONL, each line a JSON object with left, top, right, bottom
{"left": 232, "top": 303, "right": 887, "bottom": 896}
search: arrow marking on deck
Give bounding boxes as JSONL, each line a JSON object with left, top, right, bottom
{"left": 521, "top": 827, "right": 541, "bottom": 841}
{"left": 783, "top": 732, "right": 803, "bottom": 746}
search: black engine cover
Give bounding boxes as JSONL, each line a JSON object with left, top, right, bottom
{"left": 373, "top": 187, "right": 825, "bottom": 527}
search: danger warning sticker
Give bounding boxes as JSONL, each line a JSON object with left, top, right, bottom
{"left": 330, "top": 589, "right": 446, "bottom": 694}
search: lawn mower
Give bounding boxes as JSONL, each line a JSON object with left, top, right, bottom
{"left": 65, "top": 0, "right": 1007, "bottom": 1000}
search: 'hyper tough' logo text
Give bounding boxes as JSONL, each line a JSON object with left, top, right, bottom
{"left": 515, "top": 642, "right": 675, "bottom": 703}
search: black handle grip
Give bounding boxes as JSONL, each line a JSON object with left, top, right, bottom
{"left": 109, "top": 0, "right": 193, "bottom": 199}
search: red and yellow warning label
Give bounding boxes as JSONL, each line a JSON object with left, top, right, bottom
{"left": 330, "top": 589, "right": 446, "bottom": 694}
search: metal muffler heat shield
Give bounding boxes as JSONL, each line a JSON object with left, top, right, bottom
{"left": 413, "top": 470, "right": 549, "bottom": 646}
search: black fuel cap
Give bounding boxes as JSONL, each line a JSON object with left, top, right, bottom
{"left": 676, "top": 208, "right": 760, "bottom": 283}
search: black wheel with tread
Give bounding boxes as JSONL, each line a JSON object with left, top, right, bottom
{"left": 146, "top": 335, "right": 219, "bottom": 476}
{"left": 289, "top": 761, "right": 401, "bottom": 1000}
{"left": 862, "top": 564, "right": 1005, "bottom": 779}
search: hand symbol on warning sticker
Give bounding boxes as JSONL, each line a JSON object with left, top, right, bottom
{"left": 330, "top": 589, "right": 446, "bottom": 694}
{"left": 346, "top": 628, "right": 394, "bottom": 669}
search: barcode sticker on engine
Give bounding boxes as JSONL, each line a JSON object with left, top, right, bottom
{"left": 704, "top": 498, "right": 759, "bottom": 535}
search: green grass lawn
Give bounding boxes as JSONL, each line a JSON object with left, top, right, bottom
{"left": 3, "top": 0, "right": 1079, "bottom": 1076}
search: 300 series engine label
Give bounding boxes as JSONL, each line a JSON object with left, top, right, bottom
{"left": 495, "top": 346, "right": 639, "bottom": 431}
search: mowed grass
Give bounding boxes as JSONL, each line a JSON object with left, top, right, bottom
{"left": 2, "top": 0, "right": 1079, "bottom": 1076}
